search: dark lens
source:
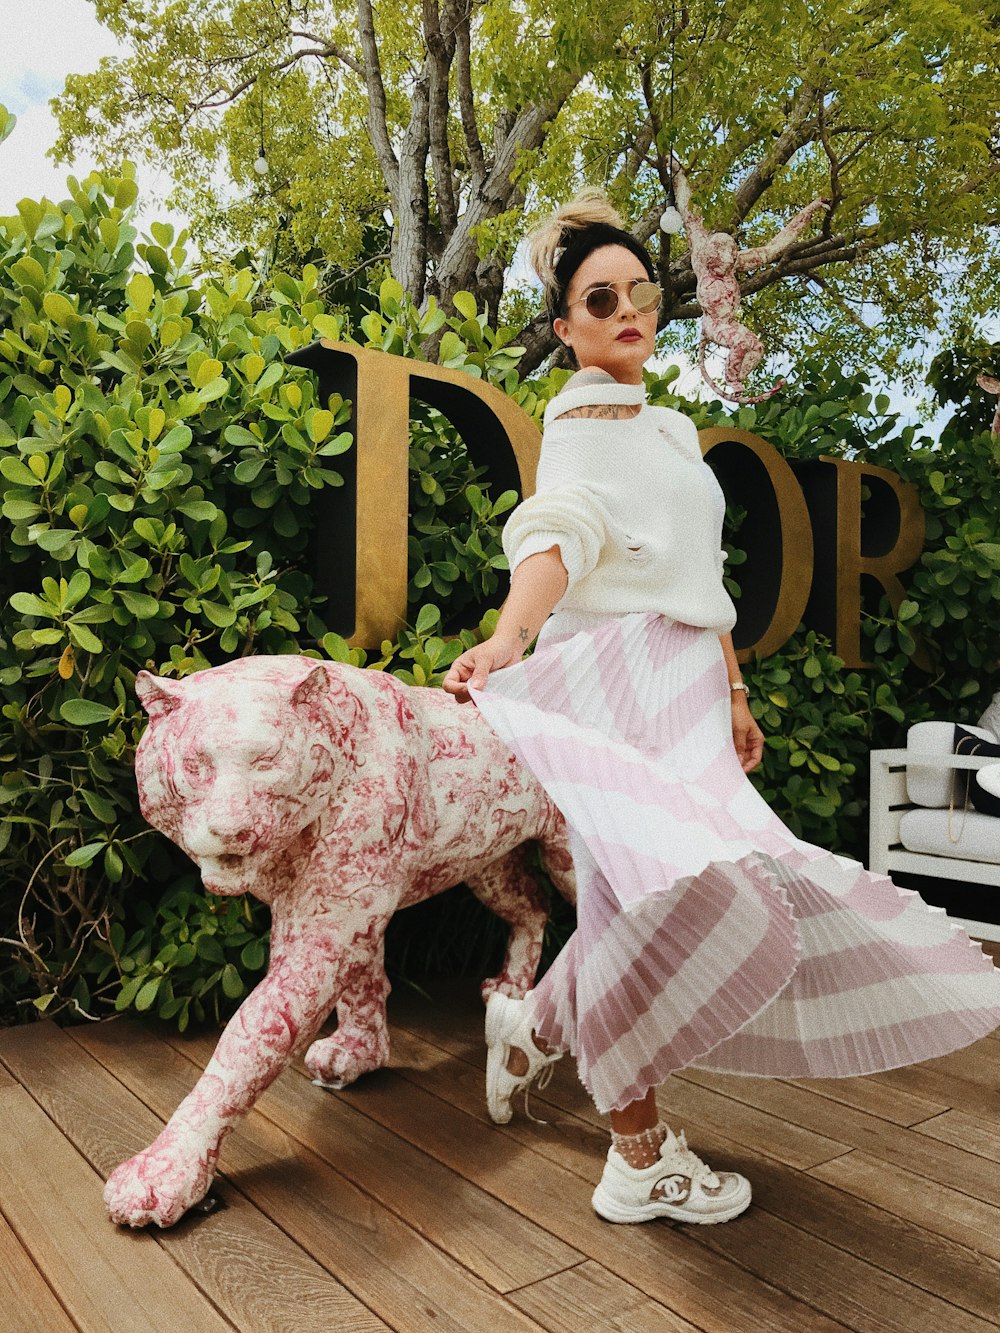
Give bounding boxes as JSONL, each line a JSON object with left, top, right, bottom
{"left": 585, "top": 287, "right": 619, "bottom": 319}
{"left": 631, "top": 281, "right": 662, "bottom": 313}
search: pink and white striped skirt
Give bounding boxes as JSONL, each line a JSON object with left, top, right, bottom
{"left": 469, "top": 609, "right": 1000, "bottom": 1115}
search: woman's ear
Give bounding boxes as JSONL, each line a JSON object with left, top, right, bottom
{"left": 552, "top": 316, "right": 569, "bottom": 349}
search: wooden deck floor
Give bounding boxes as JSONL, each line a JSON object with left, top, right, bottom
{"left": 2, "top": 950, "right": 999, "bottom": 1333}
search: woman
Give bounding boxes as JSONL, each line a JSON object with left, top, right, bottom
{"left": 441, "top": 188, "right": 1000, "bottom": 1227}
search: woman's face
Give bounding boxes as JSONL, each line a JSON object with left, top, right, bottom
{"left": 552, "top": 244, "right": 658, "bottom": 384}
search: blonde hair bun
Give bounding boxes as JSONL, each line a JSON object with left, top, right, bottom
{"left": 527, "top": 186, "right": 624, "bottom": 311}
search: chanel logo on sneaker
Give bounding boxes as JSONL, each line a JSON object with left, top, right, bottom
{"left": 650, "top": 1173, "right": 691, "bottom": 1205}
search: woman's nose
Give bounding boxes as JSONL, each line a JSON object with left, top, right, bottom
{"left": 617, "top": 291, "right": 641, "bottom": 319}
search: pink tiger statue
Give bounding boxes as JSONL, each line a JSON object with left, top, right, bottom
{"left": 103, "top": 654, "right": 576, "bottom": 1228}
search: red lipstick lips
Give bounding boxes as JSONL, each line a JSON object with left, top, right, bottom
{"left": 616, "top": 327, "right": 641, "bottom": 341}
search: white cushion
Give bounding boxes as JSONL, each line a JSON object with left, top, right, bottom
{"left": 904, "top": 721, "right": 997, "bottom": 808}
{"left": 976, "top": 691, "right": 1000, "bottom": 740}
{"left": 898, "top": 807, "right": 1000, "bottom": 863}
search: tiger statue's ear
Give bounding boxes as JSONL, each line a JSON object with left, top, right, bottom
{"left": 290, "top": 662, "right": 330, "bottom": 712}
{"left": 135, "top": 671, "right": 184, "bottom": 720}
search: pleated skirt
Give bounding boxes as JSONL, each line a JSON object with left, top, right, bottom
{"left": 468, "top": 609, "right": 1000, "bottom": 1115}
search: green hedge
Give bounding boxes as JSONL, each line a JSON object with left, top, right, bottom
{"left": 2, "top": 166, "right": 998, "bottom": 1027}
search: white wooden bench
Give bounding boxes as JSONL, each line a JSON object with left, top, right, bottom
{"left": 869, "top": 745, "right": 1000, "bottom": 942}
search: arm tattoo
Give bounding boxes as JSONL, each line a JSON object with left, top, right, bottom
{"left": 518, "top": 625, "right": 531, "bottom": 643}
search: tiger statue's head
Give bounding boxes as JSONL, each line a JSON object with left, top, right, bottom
{"left": 135, "top": 657, "right": 369, "bottom": 896}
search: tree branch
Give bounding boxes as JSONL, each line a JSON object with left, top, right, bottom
{"left": 730, "top": 82, "right": 822, "bottom": 225}
{"left": 433, "top": 73, "right": 582, "bottom": 298}
{"left": 454, "top": 0, "right": 486, "bottom": 188}
{"left": 356, "top": 0, "right": 400, "bottom": 200}
{"left": 422, "top": 0, "right": 458, "bottom": 234}
{"left": 290, "top": 31, "right": 365, "bottom": 78}
{"left": 191, "top": 45, "right": 351, "bottom": 117}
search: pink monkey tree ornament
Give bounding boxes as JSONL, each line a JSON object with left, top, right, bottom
{"left": 103, "top": 655, "right": 575, "bottom": 1228}
{"left": 975, "top": 373, "right": 1000, "bottom": 437}
{"left": 669, "top": 155, "right": 830, "bottom": 404}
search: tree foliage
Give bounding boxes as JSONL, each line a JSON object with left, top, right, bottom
{"left": 49, "top": 0, "right": 1000, "bottom": 382}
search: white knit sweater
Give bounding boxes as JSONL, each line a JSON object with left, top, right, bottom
{"left": 502, "top": 378, "right": 738, "bottom": 634}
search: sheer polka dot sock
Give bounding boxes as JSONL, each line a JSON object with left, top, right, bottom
{"left": 610, "top": 1119, "right": 669, "bottom": 1169}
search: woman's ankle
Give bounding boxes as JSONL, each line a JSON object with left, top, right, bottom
{"left": 610, "top": 1120, "right": 668, "bottom": 1169}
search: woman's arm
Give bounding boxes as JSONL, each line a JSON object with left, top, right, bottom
{"left": 441, "top": 545, "right": 569, "bottom": 702}
{"left": 492, "top": 545, "right": 569, "bottom": 657}
{"left": 720, "top": 629, "right": 764, "bottom": 772}
{"left": 719, "top": 630, "right": 742, "bottom": 686}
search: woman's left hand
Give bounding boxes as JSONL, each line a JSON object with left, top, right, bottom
{"left": 731, "top": 695, "right": 764, "bottom": 773}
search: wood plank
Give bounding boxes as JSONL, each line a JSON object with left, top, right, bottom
{"left": 77, "top": 1021, "right": 550, "bottom": 1333}
{"left": 349, "top": 1050, "right": 997, "bottom": 1333}
{"left": 153, "top": 1025, "right": 580, "bottom": 1293}
{"left": 738, "top": 1071, "right": 947, "bottom": 1128}
{"left": 170, "top": 1026, "right": 845, "bottom": 1333}
{"left": 385, "top": 1020, "right": 1000, "bottom": 1326}
{"left": 0, "top": 1209, "right": 76, "bottom": 1332}
{"left": 865, "top": 1063, "right": 1000, "bottom": 1124}
{"left": 507, "top": 1260, "right": 699, "bottom": 1332}
{"left": 916, "top": 1040, "right": 1000, "bottom": 1091}
{"left": 0, "top": 1023, "right": 385, "bottom": 1333}
{"left": 809, "top": 1151, "right": 1000, "bottom": 1261}
{"left": 0, "top": 1080, "right": 233, "bottom": 1333}
{"left": 387, "top": 984, "right": 850, "bottom": 1171}
{"left": 331, "top": 1075, "right": 848, "bottom": 1333}
{"left": 743, "top": 1154, "right": 1000, "bottom": 1326}
{"left": 912, "top": 1110, "right": 1000, "bottom": 1162}
{"left": 673, "top": 1067, "right": 1000, "bottom": 1208}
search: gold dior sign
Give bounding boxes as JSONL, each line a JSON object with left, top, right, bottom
{"left": 286, "top": 341, "right": 928, "bottom": 672}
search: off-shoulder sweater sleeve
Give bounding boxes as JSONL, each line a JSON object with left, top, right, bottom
{"left": 501, "top": 479, "right": 610, "bottom": 588}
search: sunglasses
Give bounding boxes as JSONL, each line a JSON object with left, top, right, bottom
{"left": 566, "top": 279, "right": 662, "bottom": 320}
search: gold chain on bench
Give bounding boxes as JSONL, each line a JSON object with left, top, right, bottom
{"left": 947, "top": 734, "right": 987, "bottom": 843}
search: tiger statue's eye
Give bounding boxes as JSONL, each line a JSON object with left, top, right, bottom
{"left": 183, "top": 751, "right": 214, "bottom": 783}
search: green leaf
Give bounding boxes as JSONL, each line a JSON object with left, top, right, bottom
{"left": 224, "top": 424, "right": 260, "bottom": 448}
{"left": 0, "top": 456, "right": 42, "bottom": 486}
{"left": 42, "top": 292, "right": 76, "bottom": 326}
{"left": 118, "top": 589, "right": 161, "bottom": 619}
{"left": 134, "top": 977, "right": 162, "bottom": 1011}
{"left": 59, "top": 698, "right": 115, "bottom": 725}
{"left": 415, "top": 603, "right": 440, "bottom": 634}
{"left": 201, "top": 600, "right": 237, "bottom": 628}
{"left": 240, "top": 938, "right": 267, "bottom": 971}
{"left": 10, "top": 592, "right": 58, "bottom": 619}
{"left": 68, "top": 622, "right": 104, "bottom": 654}
{"left": 176, "top": 500, "right": 219, "bottom": 522}
{"left": 452, "top": 290, "right": 477, "bottom": 320}
{"left": 379, "top": 276, "right": 404, "bottom": 307}
{"left": 127, "top": 272, "right": 155, "bottom": 313}
{"left": 221, "top": 963, "right": 245, "bottom": 999}
{"left": 64, "top": 841, "right": 106, "bottom": 868}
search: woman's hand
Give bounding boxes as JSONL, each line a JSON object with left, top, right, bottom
{"left": 731, "top": 694, "right": 764, "bottom": 772}
{"left": 442, "top": 636, "right": 524, "bottom": 704}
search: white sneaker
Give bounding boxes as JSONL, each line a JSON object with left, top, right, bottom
{"left": 485, "top": 991, "right": 563, "bottom": 1125}
{"left": 591, "top": 1125, "right": 751, "bottom": 1224}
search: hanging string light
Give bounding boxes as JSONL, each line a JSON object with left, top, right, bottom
{"left": 659, "top": 9, "right": 683, "bottom": 234}
{"left": 254, "top": 80, "right": 269, "bottom": 176}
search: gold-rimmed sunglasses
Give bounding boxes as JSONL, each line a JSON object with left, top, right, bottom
{"left": 566, "top": 279, "right": 662, "bottom": 320}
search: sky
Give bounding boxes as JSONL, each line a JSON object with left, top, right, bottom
{"left": 0, "top": 0, "right": 990, "bottom": 430}
{"left": 0, "top": 0, "right": 190, "bottom": 237}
